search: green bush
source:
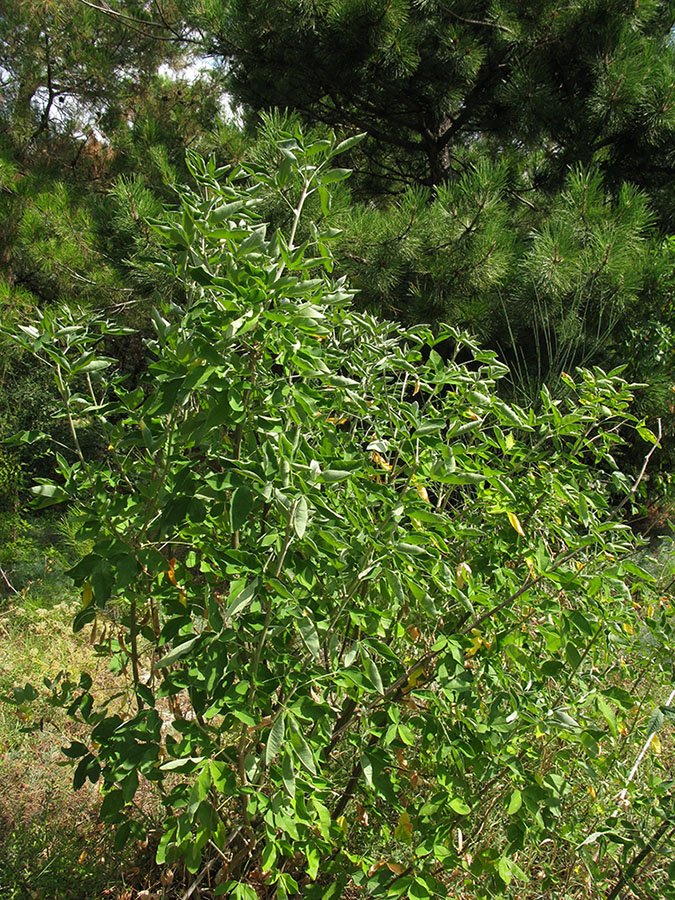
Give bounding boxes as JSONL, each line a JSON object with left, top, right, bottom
{"left": 7, "top": 129, "right": 675, "bottom": 899}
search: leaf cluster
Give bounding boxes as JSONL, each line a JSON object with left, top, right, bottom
{"left": 6, "top": 130, "right": 675, "bottom": 900}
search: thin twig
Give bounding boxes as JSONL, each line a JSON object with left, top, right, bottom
{"left": 609, "top": 419, "right": 662, "bottom": 520}
{"left": 623, "top": 685, "right": 675, "bottom": 791}
{"left": 0, "top": 565, "right": 18, "bottom": 595}
{"left": 605, "top": 821, "right": 675, "bottom": 900}
{"left": 179, "top": 856, "right": 219, "bottom": 900}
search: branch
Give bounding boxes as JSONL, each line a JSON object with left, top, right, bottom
{"left": 605, "top": 820, "right": 674, "bottom": 900}
{"left": 76, "top": 0, "right": 197, "bottom": 43}
{"left": 608, "top": 418, "right": 662, "bottom": 520}
{"left": 0, "top": 565, "right": 18, "bottom": 595}
{"left": 28, "top": 32, "right": 56, "bottom": 147}
{"left": 622, "top": 685, "right": 675, "bottom": 792}
{"left": 447, "top": 9, "right": 516, "bottom": 36}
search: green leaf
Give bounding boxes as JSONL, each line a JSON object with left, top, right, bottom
{"left": 261, "top": 841, "right": 278, "bottom": 875}
{"left": 552, "top": 709, "right": 581, "bottom": 729}
{"left": 282, "top": 751, "right": 296, "bottom": 797}
{"left": 647, "top": 707, "right": 665, "bottom": 738}
{"left": 79, "top": 358, "right": 112, "bottom": 373}
{"left": 493, "top": 398, "right": 525, "bottom": 427}
{"left": 333, "top": 133, "right": 367, "bottom": 155}
{"left": 442, "top": 472, "right": 487, "bottom": 485}
{"left": 317, "top": 184, "right": 331, "bottom": 217}
{"left": 154, "top": 635, "right": 201, "bottom": 669}
{"left": 602, "top": 686, "right": 635, "bottom": 709}
{"left": 265, "top": 714, "right": 285, "bottom": 766}
{"left": 360, "top": 752, "right": 373, "bottom": 787}
{"left": 306, "top": 845, "right": 320, "bottom": 881}
{"left": 319, "top": 167, "right": 351, "bottom": 184}
{"left": 449, "top": 798, "right": 471, "bottom": 815}
{"left": 321, "top": 469, "right": 353, "bottom": 482}
{"left": 232, "top": 885, "right": 259, "bottom": 900}
{"left": 497, "top": 857, "right": 513, "bottom": 885}
{"left": 637, "top": 424, "right": 659, "bottom": 445}
{"left": 159, "top": 757, "right": 204, "bottom": 772}
{"left": 293, "top": 496, "right": 308, "bottom": 538}
{"left": 507, "top": 789, "right": 522, "bottom": 815}
{"left": 230, "top": 486, "right": 253, "bottom": 533}
{"left": 100, "top": 790, "right": 125, "bottom": 818}
{"left": 225, "top": 578, "right": 258, "bottom": 618}
{"left": 292, "top": 732, "right": 317, "bottom": 775}
{"left": 362, "top": 651, "right": 384, "bottom": 694}
{"left": 296, "top": 613, "right": 320, "bottom": 659}
{"left": 409, "top": 878, "right": 431, "bottom": 900}
{"left": 31, "top": 483, "right": 69, "bottom": 506}
{"left": 62, "top": 740, "right": 89, "bottom": 759}
{"left": 597, "top": 697, "right": 617, "bottom": 737}
{"left": 4, "top": 430, "right": 50, "bottom": 445}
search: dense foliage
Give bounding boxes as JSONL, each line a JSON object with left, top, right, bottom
{"left": 3, "top": 0, "right": 675, "bottom": 499}
{"left": 187, "top": 0, "right": 675, "bottom": 483}
{"left": 3, "top": 4, "right": 675, "bottom": 897}
{"left": 8, "top": 134, "right": 675, "bottom": 899}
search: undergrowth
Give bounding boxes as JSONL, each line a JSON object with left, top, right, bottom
{"left": 0, "top": 513, "right": 136, "bottom": 900}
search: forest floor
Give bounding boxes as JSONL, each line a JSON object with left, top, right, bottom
{"left": 0, "top": 516, "right": 146, "bottom": 900}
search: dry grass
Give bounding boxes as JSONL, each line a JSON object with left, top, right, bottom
{"left": 0, "top": 557, "right": 197, "bottom": 900}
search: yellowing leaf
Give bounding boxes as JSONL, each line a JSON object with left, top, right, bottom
{"left": 167, "top": 557, "right": 178, "bottom": 587}
{"left": 336, "top": 815, "right": 349, "bottom": 834}
{"left": 415, "top": 483, "right": 430, "bottom": 503}
{"left": 371, "top": 451, "right": 392, "bottom": 471}
{"left": 82, "top": 581, "right": 93, "bottom": 609}
{"left": 507, "top": 512, "right": 525, "bottom": 537}
{"left": 588, "top": 785, "right": 596, "bottom": 799}
{"left": 386, "top": 862, "right": 404, "bottom": 875}
{"left": 327, "top": 416, "right": 348, "bottom": 425}
{"left": 406, "top": 665, "right": 426, "bottom": 689}
{"left": 394, "top": 810, "right": 413, "bottom": 842}
{"left": 456, "top": 561, "right": 472, "bottom": 589}
{"left": 623, "top": 622, "right": 634, "bottom": 636}
{"left": 651, "top": 733, "right": 662, "bottom": 755}
{"left": 465, "top": 629, "right": 484, "bottom": 658}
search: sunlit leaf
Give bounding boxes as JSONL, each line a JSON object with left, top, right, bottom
{"left": 507, "top": 512, "right": 525, "bottom": 536}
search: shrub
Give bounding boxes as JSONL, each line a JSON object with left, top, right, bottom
{"left": 7, "top": 129, "right": 675, "bottom": 899}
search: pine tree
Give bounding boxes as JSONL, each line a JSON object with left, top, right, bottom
{"left": 0, "top": 0, "right": 242, "bottom": 491}
{"left": 196, "top": 0, "right": 675, "bottom": 209}
{"left": 189, "top": 0, "right": 675, "bottom": 487}
{"left": 190, "top": 0, "right": 675, "bottom": 322}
